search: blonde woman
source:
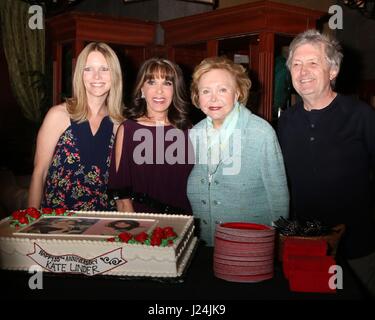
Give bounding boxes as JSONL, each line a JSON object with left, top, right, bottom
{"left": 28, "top": 42, "right": 124, "bottom": 210}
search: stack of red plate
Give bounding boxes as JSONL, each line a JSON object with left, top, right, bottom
{"left": 213, "top": 222, "right": 275, "bottom": 283}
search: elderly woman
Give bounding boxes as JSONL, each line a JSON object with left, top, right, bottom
{"left": 187, "top": 56, "right": 289, "bottom": 246}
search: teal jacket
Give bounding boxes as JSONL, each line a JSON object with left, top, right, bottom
{"left": 187, "top": 105, "right": 289, "bottom": 246}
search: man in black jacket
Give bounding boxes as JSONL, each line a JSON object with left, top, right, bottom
{"left": 278, "top": 29, "right": 375, "bottom": 298}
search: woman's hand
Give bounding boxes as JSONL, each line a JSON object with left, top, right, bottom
{"left": 116, "top": 198, "right": 134, "bottom": 213}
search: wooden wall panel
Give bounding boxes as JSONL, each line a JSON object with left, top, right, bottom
{"left": 173, "top": 45, "right": 207, "bottom": 73}
{"left": 47, "top": 12, "right": 157, "bottom": 104}
{"left": 162, "top": 1, "right": 323, "bottom": 122}
{"left": 47, "top": 12, "right": 156, "bottom": 46}
{"left": 162, "top": 1, "right": 323, "bottom": 45}
{"left": 258, "top": 32, "right": 274, "bottom": 121}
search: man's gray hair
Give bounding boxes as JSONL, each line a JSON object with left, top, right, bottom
{"left": 286, "top": 29, "right": 343, "bottom": 75}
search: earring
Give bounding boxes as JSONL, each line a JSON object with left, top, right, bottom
{"left": 141, "top": 91, "right": 145, "bottom": 98}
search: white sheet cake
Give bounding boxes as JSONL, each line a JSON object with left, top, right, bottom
{"left": 0, "top": 211, "right": 197, "bottom": 278}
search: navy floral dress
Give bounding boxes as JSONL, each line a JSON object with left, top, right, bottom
{"left": 42, "top": 116, "right": 116, "bottom": 211}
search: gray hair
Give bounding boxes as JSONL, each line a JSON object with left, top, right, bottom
{"left": 286, "top": 29, "right": 343, "bottom": 78}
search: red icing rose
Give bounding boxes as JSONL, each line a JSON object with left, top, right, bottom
{"left": 151, "top": 235, "right": 162, "bottom": 246}
{"left": 26, "top": 207, "right": 41, "bottom": 219}
{"left": 42, "top": 208, "right": 53, "bottom": 215}
{"left": 152, "top": 227, "right": 164, "bottom": 235}
{"left": 163, "top": 227, "right": 177, "bottom": 238}
{"left": 107, "top": 237, "right": 116, "bottom": 242}
{"left": 134, "top": 232, "right": 148, "bottom": 243}
{"left": 54, "top": 208, "right": 66, "bottom": 215}
{"left": 18, "top": 216, "right": 29, "bottom": 225}
{"left": 12, "top": 210, "right": 24, "bottom": 220}
{"left": 118, "top": 232, "right": 133, "bottom": 243}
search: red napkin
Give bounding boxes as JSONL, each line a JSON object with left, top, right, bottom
{"left": 281, "top": 238, "right": 337, "bottom": 293}
{"left": 285, "top": 255, "right": 336, "bottom": 279}
{"left": 289, "top": 268, "right": 336, "bottom": 293}
{"left": 283, "top": 238, "right": 327, "bottom": 278}
{"left": 283, "top": 238, "right": 327, "bottom": 258}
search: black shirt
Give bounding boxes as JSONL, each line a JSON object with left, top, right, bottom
{"left": 278, "top": 94, "right": 375, "bottom": 259}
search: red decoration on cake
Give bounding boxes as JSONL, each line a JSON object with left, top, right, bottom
{"left": 163, "top": 226, "right": 177, "bottom": 238}
{"left": 42, "top": 208, "right": 53, "bottom": 215}
{"left": 107, "top": 226, "right": 178, "bottom": 247}
{"left": 10, "top": 207, "right": 74, "bottom": 228}
{"left": 118, "top": 232, "right": 133, "bottom": 243}
{"left": 25, "top": 207, "right": 41, "bottom": 219}
{"left": 134, "top": 232, "right": 149, "bottom": 243}
{"left": 54, "top": 208, "right": 67, "bottom": 215}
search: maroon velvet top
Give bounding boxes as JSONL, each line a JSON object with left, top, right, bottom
{"left": 108, "top": 119, "right": 194, "bottom": 214}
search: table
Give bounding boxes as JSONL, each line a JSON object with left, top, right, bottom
{"left": 0, "top": 244, "right": 366, "bottom": 300}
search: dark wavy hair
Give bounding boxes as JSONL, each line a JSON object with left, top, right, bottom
{"left": 106, "top": 220, "right": 140, "bottom": 231}
{"left": 125, "top": 58, "right": 192, "bottom": 130}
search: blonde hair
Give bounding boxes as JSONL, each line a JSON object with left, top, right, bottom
{"left": 191, "top": 56, "right": 251, "bottom": 108}
{"left": 66, "top": 42, "right": 124, "bottom": 124}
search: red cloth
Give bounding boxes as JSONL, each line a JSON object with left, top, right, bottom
{"left": 289, "top": 268, "right": 336, "bottom": 293}
{"left": 283, "top": 238, "right": 327, "bottom": 258}
{"left": 285, "top": 255, "right": 336, "bottom": 279}
{"left": 282, "top": 237, "right": 336, "bottom": 293}
{"left": 283, "top": 238, "right": 327, "bottom": 278}
{"left": 281, "top": 238, "right": 337, "bottom": 293}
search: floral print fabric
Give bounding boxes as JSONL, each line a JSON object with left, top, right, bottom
{"left": 42, "top": 118, "right": 115, "bottom": 211}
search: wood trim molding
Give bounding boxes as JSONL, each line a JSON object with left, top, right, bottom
{"left": 206, "top": 40, "right": 218, "bottom": 56}
{"left": 47, "top": 12, "right": 157, "bottom": 46}
{"left": 257, "top": 32, "right": 274, "bottom": 122}
{"left": 162, "top": 0, "right": 323, "bottom": 45}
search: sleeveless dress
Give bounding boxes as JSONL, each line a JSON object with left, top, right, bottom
{"left": 108, "top": 119, "right": 194, "bottom": 214}
{"left": 42, "top": 116, "right": 116, "bottom": 211}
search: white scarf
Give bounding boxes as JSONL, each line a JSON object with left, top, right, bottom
{"left": 206, "top": 101, "right": 240, "bottom": 181}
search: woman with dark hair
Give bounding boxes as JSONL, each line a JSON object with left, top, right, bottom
{"left": 106, "top": 219, "right": 140, "bottom": 233}
{"left": 109, "top": 58, "right": 194, "bottom": 214}
{"left": 125, "top": 58, "right": 191, "bottom": 130}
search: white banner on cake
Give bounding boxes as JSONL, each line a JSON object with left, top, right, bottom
{"left": 27, "top": 243, "right": 127, "bottom": 276}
